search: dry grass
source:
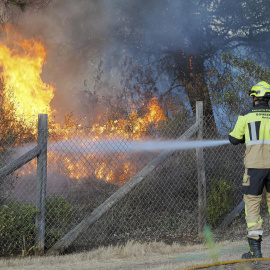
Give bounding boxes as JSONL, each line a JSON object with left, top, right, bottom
{"left": 0, "top": 237, "right": 270, "bottom": 270}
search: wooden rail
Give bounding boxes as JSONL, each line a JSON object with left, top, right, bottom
{"left": 220, "top": 200, "right": 245, "bottom": 228}
{"left": 0, "top": 146, "right": 41, "bottom": 178}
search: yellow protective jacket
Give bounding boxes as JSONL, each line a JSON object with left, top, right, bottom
{"left": 229, "top": 104, "right": 270, "bottom": 168}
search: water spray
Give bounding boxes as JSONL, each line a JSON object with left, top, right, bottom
{"left": 47, "top": 139, "right": 230, "bottom": 153}
{"left": 129, "top": 139, "right": 229, "bottom": 152}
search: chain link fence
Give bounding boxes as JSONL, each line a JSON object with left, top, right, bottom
{"left": 1, "top": 101, "right": 269, "bottom": 256}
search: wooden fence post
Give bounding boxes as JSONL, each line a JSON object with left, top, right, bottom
{"left": 35, "top": 114, "right": 48, "bottom": 256}
{"left": 196, "top": 101, "right": 206, "bottom": 234}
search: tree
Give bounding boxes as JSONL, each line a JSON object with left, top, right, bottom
{"left": 105, "top": 0, "right": 270, "bottom": 133}
{"left": 208, "top": 51, "right": 270, "bottom": 134}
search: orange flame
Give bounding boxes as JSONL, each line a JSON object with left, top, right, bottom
{"left": 91, "top": 98, "right": 166, "bottom": 140}
{"left": 0, "top": 26, "right": 55, "bottom": 131}
{"left": 0, "top": 27, "right": 166, "bottom": 185}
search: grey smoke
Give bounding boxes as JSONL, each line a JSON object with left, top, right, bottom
{"left": 13, "top": 0, "right": 207, "bottom": 121}
{"left": 16, "top": 0, "right": 110, "bottom": 121}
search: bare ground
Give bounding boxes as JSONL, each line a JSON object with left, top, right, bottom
{"left": 1, "top": 235, "right": 270, "bottom": 270}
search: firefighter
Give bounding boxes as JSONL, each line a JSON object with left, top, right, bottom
{"left": 229, "top": 81, "right": 270, "bottom": 259}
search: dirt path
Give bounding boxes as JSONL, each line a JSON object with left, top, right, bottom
{"left": 1, "top": 236, "right": 270, "bottom": 270}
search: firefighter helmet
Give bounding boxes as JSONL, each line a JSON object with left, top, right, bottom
{"left": 249, "top": 81, "right": 270, "bottom": 98}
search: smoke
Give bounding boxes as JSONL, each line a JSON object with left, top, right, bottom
{"left": 5, "top": 0, "right": 269, "bottom": 126}
{"left": 15, "top": 0, "right": 109, "bottom": 122}
{"left": 105, "top": 0, "right": 208, "bottom": 56}
{"left": 11, "top": 0, "right": 208, "bottom": 122}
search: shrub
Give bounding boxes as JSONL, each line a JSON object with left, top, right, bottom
{"left": 0, "top": 199, "right": 38, "bottom": 256}
{"left": 0, "top": 195, "right": 76, "bottom": 256}
{"left": 207, "top": 178, "right": 236, "bottom": 227}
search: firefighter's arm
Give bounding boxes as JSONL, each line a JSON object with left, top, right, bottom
{"left": 229, "top": 115, "right": 246, "bottom": 145}
{"left": 229, "top": 134, "right": 245, "bottom": 145}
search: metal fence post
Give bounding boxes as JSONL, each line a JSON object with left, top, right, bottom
{"left": 35, "top": 114, "right": 48, "bottom": 255}
{"left": 196, "top": 101, "right": 206, "bottom": 234}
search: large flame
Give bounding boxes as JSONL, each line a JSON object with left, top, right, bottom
{"left": 20, "top": 98, "right": 166, "bottom": 185}
{"left": 0, "top": 27, "right": 166, "bottom": 185}
{"left": 0, "top": 26, "right": 55, "bottom": 130}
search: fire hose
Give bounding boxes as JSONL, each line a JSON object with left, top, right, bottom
{"left": 183, "top": 257, "right": 270, "bottom": 270}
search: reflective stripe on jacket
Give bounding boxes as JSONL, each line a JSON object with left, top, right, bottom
{"left": 229, "top": 104, "right": 270, "bottom": 168}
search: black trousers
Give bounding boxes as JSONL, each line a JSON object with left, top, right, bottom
{"left": 242, "top": 168, "right": 270, "bottom": 195}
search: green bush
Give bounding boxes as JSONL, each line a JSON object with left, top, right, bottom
{"left": 0, "top": 195, "right": 76, "bottom": 256}
{"left": 207, "top": 178, "right": 236, "bottom": 227}
{"left": 0, "top": 200, "right": 38, "bottom": 256}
